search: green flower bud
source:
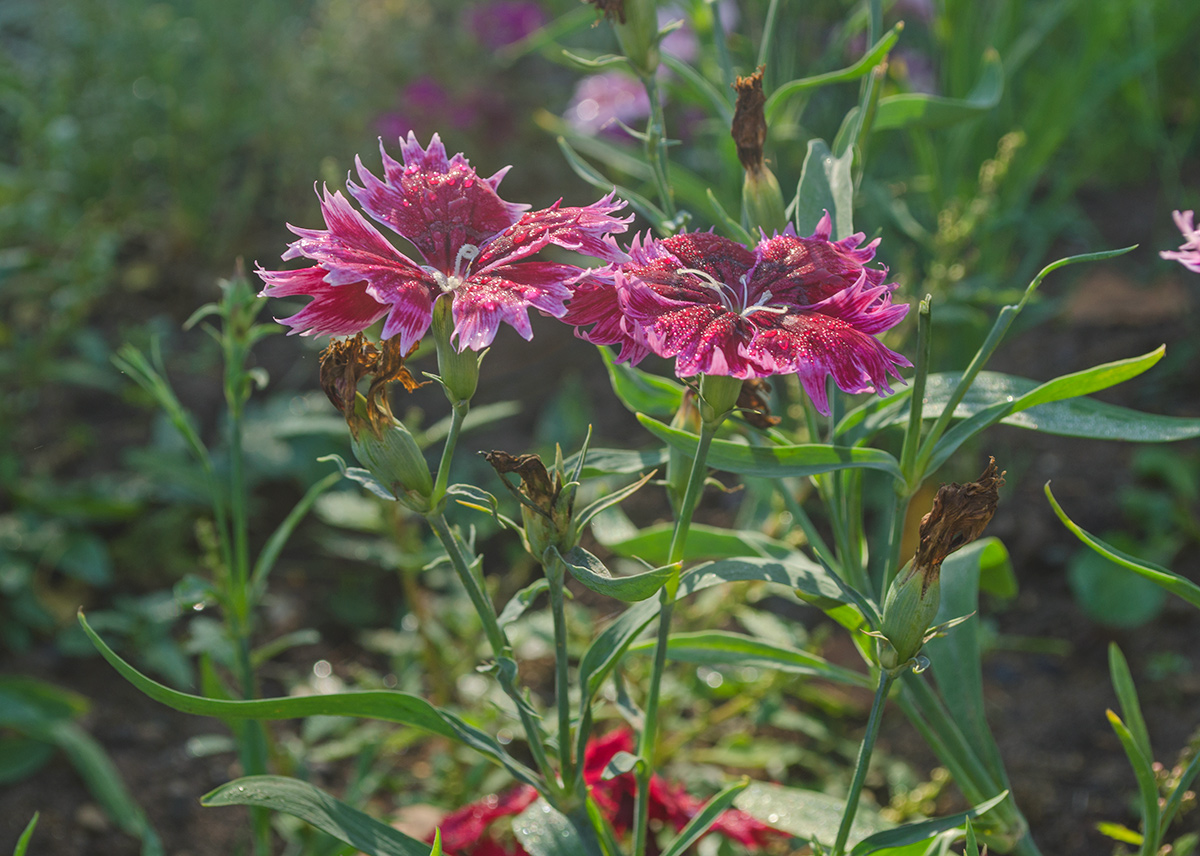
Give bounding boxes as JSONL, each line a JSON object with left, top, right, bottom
{"left": 603, "top": 0, "right": 660, "bottom": 76}
{"left": 698, "top": 374, "right": 743, "bottom": 428}
{"left": 349, "top": 394, "right": 433, "bottom": 509}
{"left": 879, "top": 560, "right": 940, "bottom": 670}
{"left": 431, "top": 297, "right": 481, "bottom": 406}
{"left": 742, "top": 164, "right": 788, "bottom": 237}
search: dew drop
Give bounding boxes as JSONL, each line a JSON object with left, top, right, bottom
{"left": 767, "top": 813, "right": 780, "bottom": 823}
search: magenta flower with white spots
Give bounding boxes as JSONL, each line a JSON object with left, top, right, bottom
{"left": 1161, "top": 209, "right": 1200, "bottom": 273}
{"left": 565, "top": 214, "right": 910, "bottom": 414}
{"left": 258, "top": 133, "right": 631, "bottom": 352}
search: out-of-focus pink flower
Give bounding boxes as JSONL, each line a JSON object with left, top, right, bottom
{"left": 1161, "top": 209, "right": 1200, "bottom": 273}
{"left": 433, "top": 729, "right": 781, "bottom": 856}
{"left": 258, "top": 133, "right": 630, "bottom": 352}
{"left": 378, "top": 77, "right": 479, "bottom": 140}
{"left": 566, "top": 214, "right": 910, "bottom": 414}
{"left": 565, "top": 71, "right": 652, "bottom": 136}
{"left": 463, "top": 1, "right": 547, "bottom": 49}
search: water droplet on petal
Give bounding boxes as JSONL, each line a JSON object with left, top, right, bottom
{"left": 767, "top": 813, "right": 780, "bottom": 823}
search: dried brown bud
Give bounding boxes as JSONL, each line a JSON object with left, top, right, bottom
{"left": 318, "top": 334, "right": 425, "bottom": 434}
{"left": 485, "top": 450, "right": 576, "bottom": 558}
{"left": 731, "top": 67, "right": 767, "bottom": 172}
{"left": 914, "top": 457, "right": 1005, "bottom": 582}
{"left": 737, "top": 378, "right": 781, "bottom": 430}
{"left": 484, "top": 451, "right": 560, "bottom": 512}
{"left": 587, "top": 0, "right": 626, "bottom": 24}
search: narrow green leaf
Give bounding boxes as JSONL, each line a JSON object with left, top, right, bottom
{"left": 202, "top": 776, "right": 432, "bottom": 856}
{"left": 1045, "top": 484, "right": 1200, "bottom": 609}
{"left": 1108, "top": 644, "right": 1153, "bottom": 771}
{"left": 13, "top": 813, "right": 38, "bottom": 856}
{"left": 574, "top": 470, "right": 657, "bottom": 532}
{"left": 428, "top": 829, "right": 443, "bottom": 856}
{"left": 632, "top": 631, "right": 871, "bottom": 688}
{"left": 1107, "top": 711, "right": 1161, "bottom": 843}
{"left": 637, "top": 414, "right": 903, "bottom": 480}
{"left": 873, "top": 49, "right": 1002, "bottom": 131}
{"left": 554, "top": 136, "right": 668, "bottom": 232}
{"left": 598, "top": 345, "right": 684, "bottom": 417}
{"left": 577, "top": 555, "right": 851, "bottom": 700}
{"left": 78, "top": 612, "right": 541, "bottom": 787}
{"left": 250, "top": 470, "right": 341, "bottom": 602}
{"left": 498, "top": 579, "right": 550, "bottom": 627}
{"left": 606, "top": 522, "right": 794, "bottom": 564}
{"left": 734, "top": 781, "right": 890, "bottom": 846}
{"left": 660, "top": 779, "right": 749, "bottom": 856}
{"left": 564, "top": 447, "right": 669, "bottom": 478}
{"left": 707, "top": 188, "right": 754, "bottom": 244}
{"left": 511, "top": 799, "right": 603, "bottom": 856}
{"left": 0, "top": 738, "right": 54, "bottom": 785}
{"left": 794, "top": 139, "right": 854, "bottom": 240}
{"left": 849, "top": 791, "right": 1010, "bottom": 855}
{"left": 557, "top": 546, "right": 672, "bottom": 602}
{"left": 660, "top": 53, "right": 732, "bottom": 123}
{"left": 765, "top": 24, "right": 902, "bottom": 122}
{"left": 1097, "top": 823, "right": 1145, "bottom": 845}
{"left": 1160, "top": 750, "right": 1200, "bottom": 834}
{"left": 1015, "top": 347, "right": 1165, "bottom": 411}
{"left": 926, "top": 540, "right": 1011, "bottom": 784}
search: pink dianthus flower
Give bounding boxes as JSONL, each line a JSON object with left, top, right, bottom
{"left": 1161, "top": 209, "right": 1200, "bottom": 273}
{"left": 565, "top": 214, "right": 910, "bottom": 414}
{"left": 258, "top": 133, "right": 631, "bottom": 352}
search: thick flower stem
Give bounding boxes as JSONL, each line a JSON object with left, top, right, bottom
{"left": 546, "top": 551, "right": 576, "bottom": 793}
{"left": 832, "top": 670, "right": 895, "bottom": 856}
{"left": 426, "top": 511, "right": 561, "bottom": 800}
{"left": 633, "top": 421, "right": 718, "bottom": 856}
{"left": 432, "top": 399, "right": 469, "bottom": 506}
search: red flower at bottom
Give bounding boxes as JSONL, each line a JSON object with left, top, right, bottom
{"left": 435, "top": 730, "right": 780, "bottom": 856}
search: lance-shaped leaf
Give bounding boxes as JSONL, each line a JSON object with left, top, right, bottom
{"left": 734, "top": 782, "right": 890, "bottom": 847}
{"left": 598, "top": 346, "right": 684, "bottom": 417}
{"left": 574, "top": 469, "right": 657, "bottom": 534}
{"left": 794, "top": 139, "right": 854, "bottom": 241}
{"left": 849, "top": 791, "right": 1010, "bottom": 856}
{"left": 203, "top": 776, "right": 433, "bottom": 856}
{"left": 78, "top": 612, "right": 541, "bottom": 787}
{"left": 637, "top": 414, "right": 903, "bottom": 480}
{"left": 1107, "top": 710, "right": 1161, "bottom": 848}
{"left": 498, "top": 579, "right": 550, "bottom": 627}
{"left": 873, "top": 48, "right": 1002, "bottom": 131}
{"left": 1046, "top": 484, "right": 1200, "bottom": 609}
{"left": 630, "top": 631, "right": 871, "bottom": 688}
{"left": 555, "top": 545, "right": 672, "bottom": 602}
{"left": 564, "top": 447, "right": 669, "bottom": 478}
{"left": 512, "top": 799, "right": 603, "bottom": 856}
{"left": 659, "top": 779, "right": 750, "bottom": 856}
{"left": 605, "top": 522, "right": 794, "bottom": 564}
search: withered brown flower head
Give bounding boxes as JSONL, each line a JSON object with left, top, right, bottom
{"left": 915, "top": 458, "right": 1005, "bottom": 580}
{"left": 318, "top": 333, "right": 425, "bottom": 433}
{"left": 736, "top": 378, "right": 781, "bottom": 430}
{"left": 483, "top": 450, "right": 562, "bottom": 515}
{"left": 587, "top": 0, "right": 626, "bottom": 24}
{"left": 731, "top": 67, "right": 767, "bottom": 172}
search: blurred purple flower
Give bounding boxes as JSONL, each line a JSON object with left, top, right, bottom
{"left": 894, "top": 49, "right": 939, "bottom": 95}
{"left": 658, "top": 1, "right": 739, "bottom": 63}
{"left": 1161, "top": 209, "right": 1200, "bottom": 273}
{"left": 378, "top": 77, "right": 478, "bottom": 140}
{"left": 565, "top": 71, "right": 651, "bottom": 136}
{"left": 463, "top": 1, "right": 547, "bottom": 49}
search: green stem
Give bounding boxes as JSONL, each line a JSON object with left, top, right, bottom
{"left": 546, "top": 552, "right": 576, "bottom": 793}
{"left": 426, "top": 512, "right": 561, "bottom": 799}
{"left": 641, "top": 73, "right": 676, "bottom": 223}
{"left": 633, "top": 421, "right": 718, "bottom": 856}
{"left": 432, "top": 400, "right": 469, "bottom": 506}
{"left": 833, "top": 671, "right": 894, "bottom": 856}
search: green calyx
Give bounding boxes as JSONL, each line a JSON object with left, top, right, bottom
{"left": 349, "top": 395, "right": 434, "bottom": 510}
{"left": 431, "top": 297, "right": 481, "bottom": 406}
{"left": 878, "top": 559, "right": 941, "bottom": 670}
{"left": 741, "top": 165, "right": 788, "bottom": 238}
{"left": 698, "top": 374, "right": 743, "bottom": 428}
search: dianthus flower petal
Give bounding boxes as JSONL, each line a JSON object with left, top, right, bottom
{"left": 451, "top": 262, "right": 579, "bottom": 349}
{"left": 256, "top": 266, "right": 388, "bottom": 336}
{"left": 565, "top": 222, "right": 910, "bottom": 413}
{"left": 275, "top": 186, "right": 439, "bottom": 353}
{"left": 1161, "top": 209, "right": 1200, "bottom": 273}
{"left": 477, "top": 194, "right": 632, "bottom": 270}
{"left": 348, "top": 132, "right": 529, "bottom": 271}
